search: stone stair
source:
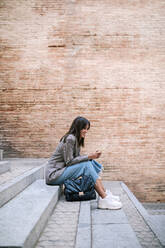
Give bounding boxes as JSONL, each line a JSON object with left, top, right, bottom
{"left": 0, "top": 162, "right": 60, "bottom": 248}
{"left": 35, "top": 180, "right": 164, "bottom": 248}
{"left": 0, "top": 165, "right": 164, "bottom": 248}
{"left": 0, "top": 164, "right": 46, "bottom": 208}
{"left": 75, "top": 182, "right": 142, "bottom": 248}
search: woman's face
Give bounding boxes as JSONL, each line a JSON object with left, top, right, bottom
{"left": 80, "top": 125, "right": 89, "bottom": 139}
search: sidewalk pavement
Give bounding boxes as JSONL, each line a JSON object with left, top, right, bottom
{"left": 35, "top": 181, "right": 164, "bottom": 248}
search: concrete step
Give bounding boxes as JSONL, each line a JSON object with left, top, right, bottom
{"left": 91, "top": 200, "right": 142, "bottom": 248}
{"left": 75, "top": 180, "right": 143, "bottom": 248}
{"left": 75, "top": 201, "right": 91, "bottom": 248}
{"left": 35, "top": 181, "right": 164, "bottom": 248}
{"left": 75, "top": 196, "right": 142, "bottom": 248}
{"left": 0, "top": 163, "right": 46, "bottom": 207}
{"left": 0, "top": 179, "right": 60, "bottom": 248}
{"left": 0, "top": 161, "right": 10, "bottom": 175}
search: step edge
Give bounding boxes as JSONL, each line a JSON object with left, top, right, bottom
{"left": 24, "top": 183, "right": 60, "bottom": 248}
{"left": 0, "top": 163, "right": 47, "bottom": 207}
{"left": 120, "top": 181, "right": 149, "bottom": 219}
{"left": 0, "top": 180, "right": 61, "bottom": 248}
{"left": 75, "top": 201, "right": 91, "bottom": 248}
{"left": 121, "top": 182, "right": 165, "bottom": 246}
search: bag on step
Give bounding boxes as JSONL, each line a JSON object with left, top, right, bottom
{"left": 64, "top": 175, "right": 96, "bottom": 201}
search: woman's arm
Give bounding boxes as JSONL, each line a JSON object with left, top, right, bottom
{"left": 88, "top": 151, "right": 102, "bottom": 160}
{"left": 63, "top": 136, "right": 89, "bottom": 166}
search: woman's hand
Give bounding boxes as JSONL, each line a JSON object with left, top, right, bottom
{"left": 88, "top": 151, "right": 102, "bottom": 160}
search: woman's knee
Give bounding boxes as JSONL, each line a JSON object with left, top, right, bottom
{"left": 83, "top": 162, "right": 96, "bottom": 174}
{"left": 74, "top": 161, "right": 96, "bottom": 176}
{"left": 80, "top": 161, "right": 92, "bottom": 170}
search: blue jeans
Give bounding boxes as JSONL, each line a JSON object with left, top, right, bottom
{"left": 50, "top": 160, "right": 103, "bottom": 185}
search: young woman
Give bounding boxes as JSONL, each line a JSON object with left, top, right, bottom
{"left": 45, "top": 116, "right": 122, "bottom": 209}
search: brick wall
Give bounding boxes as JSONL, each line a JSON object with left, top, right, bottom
{"left": 0, "top": 0, "right": 165, "bottom": 202}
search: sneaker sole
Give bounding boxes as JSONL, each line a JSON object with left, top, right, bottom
{"left": 112, "top": 198, "right": 120, "bottom": 202}
{"left": 98, "top": 204, "right": 122, "bottom": 210}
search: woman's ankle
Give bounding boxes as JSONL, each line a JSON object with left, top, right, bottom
{"left": 100, "top": 193, "right": 107, "bottom": 199}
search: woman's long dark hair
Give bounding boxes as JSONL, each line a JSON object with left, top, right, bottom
{"left": 60, "top": 116, "right": 90, "bottom": 147}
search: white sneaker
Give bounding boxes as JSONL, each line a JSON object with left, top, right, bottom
{"left": 98, "top": 196, "right": 122, "bottom": 210}
{"left": 106, "top": 189, "right": 120, "bottom": 201}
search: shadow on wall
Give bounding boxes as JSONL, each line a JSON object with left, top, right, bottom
{"left": 0, "top": 140, "right": 22, "bottom": 158}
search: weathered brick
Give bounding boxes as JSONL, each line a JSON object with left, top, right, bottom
{"left": 0, "top": 0, "right": 165, "bottom": 202}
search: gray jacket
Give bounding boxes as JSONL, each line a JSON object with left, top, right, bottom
{"left": 45, "top": 134, "right": 89, "bottom": 184}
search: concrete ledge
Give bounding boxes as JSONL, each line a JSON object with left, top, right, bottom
{"left": 120, "top": 182, "right": 149, "bottom": 219}
{"left": 75, "top": 201, "right": 91, "bottom": 248}
{"left": 0, "top": 163, "right": 46, "bottom": 208}
{"left": 0, "top": 179, "right": 60, "bottom": 248}
{"left": 0, "top": 161, "right": 10, "bottom": 175}
{"left": 121, "top": 182, "right": 165, "bottom": 247}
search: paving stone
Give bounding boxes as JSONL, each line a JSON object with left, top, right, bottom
{"left": 35, "top": 195, "right": 80, "bottom": 248}
{"left": 92, "top": 208, "right": 128, "bottom": 224}
{"left": 92, "top": 223, "right": 142, "bottom": 248}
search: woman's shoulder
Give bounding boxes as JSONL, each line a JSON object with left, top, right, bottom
{"left": 66, "top": 134, "right": 76, "bottom": 142}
